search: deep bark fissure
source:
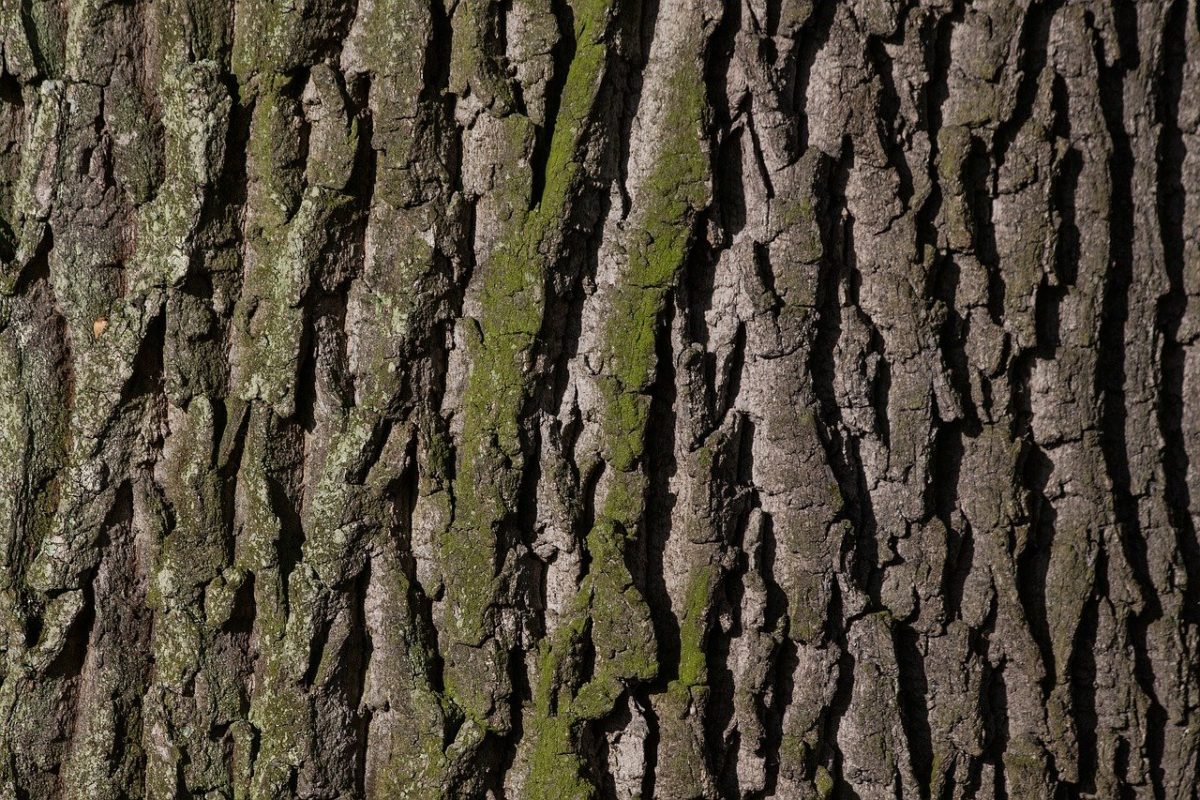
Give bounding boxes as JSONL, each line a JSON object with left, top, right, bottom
{"left": 0, "top": 0, "right": 1196, "bottom": 798}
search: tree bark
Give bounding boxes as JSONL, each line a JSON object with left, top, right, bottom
{"left": 0, "top": 0, "right": 1197, "bottom": 797}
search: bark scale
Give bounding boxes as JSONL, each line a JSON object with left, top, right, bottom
{"left": 0, "top": 0, "right": 1196, "bottom": 798}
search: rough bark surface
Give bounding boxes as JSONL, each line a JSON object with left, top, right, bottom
{"left": 0, "top": 0, "right": 1197, "bottom": 797}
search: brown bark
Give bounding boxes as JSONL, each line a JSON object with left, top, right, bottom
{"left": 0, "top": 0, "right": 1196, "bottom": 797}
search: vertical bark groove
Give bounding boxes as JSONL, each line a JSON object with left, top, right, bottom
{"left": 0, "top": 0, "right": 1196, "bottom": 798}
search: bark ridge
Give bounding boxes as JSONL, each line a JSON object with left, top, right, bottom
{"left": 0, "top": 0, "right": 1197, "bottom": 797}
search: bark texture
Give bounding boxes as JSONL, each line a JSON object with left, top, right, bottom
{"left": 0, "top": 0, "right": 1198, "bottom": 797}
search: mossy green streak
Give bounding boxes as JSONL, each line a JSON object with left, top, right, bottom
{"left": 443, "top": 0, "right": 612, "bottom": 648}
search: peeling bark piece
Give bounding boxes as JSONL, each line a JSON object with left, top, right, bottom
{"left": 0, "top": 0, "right": 1194, "bottom": 797}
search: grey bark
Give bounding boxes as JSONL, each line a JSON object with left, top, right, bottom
{"left": 0, "top": 0, "right": 1196, "bottom": 798}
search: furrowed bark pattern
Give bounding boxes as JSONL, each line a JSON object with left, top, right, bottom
{"left": 0, "top": 0, "right": 1196, "bottom": 797}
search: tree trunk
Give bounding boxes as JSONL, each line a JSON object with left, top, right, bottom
{"left": 0, "top": 0, "right": 1196, "bottom": 797}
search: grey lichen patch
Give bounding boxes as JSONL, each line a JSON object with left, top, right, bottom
{"left": 18, "top": 62, "right": 230, "bottom": 608}
{"left": 0, "top": 0, "right": 1195, "bottom": 797}
{"left": 14, "top": 0, "right": 66, "bottom": 78}
{"left": 131, "top": 61, "right": 231, "bottom": 295}
{"left": 1, "top": 81, "right": 63, "bottom": 293}
{"left": 231, "top": 0, "right": 350, "bottom": 84}
{"left": 449, "top": 0, "right": 518, "bottom": 118}
{"left": 231, "top": 67, "right": 357, "bottom": 417}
